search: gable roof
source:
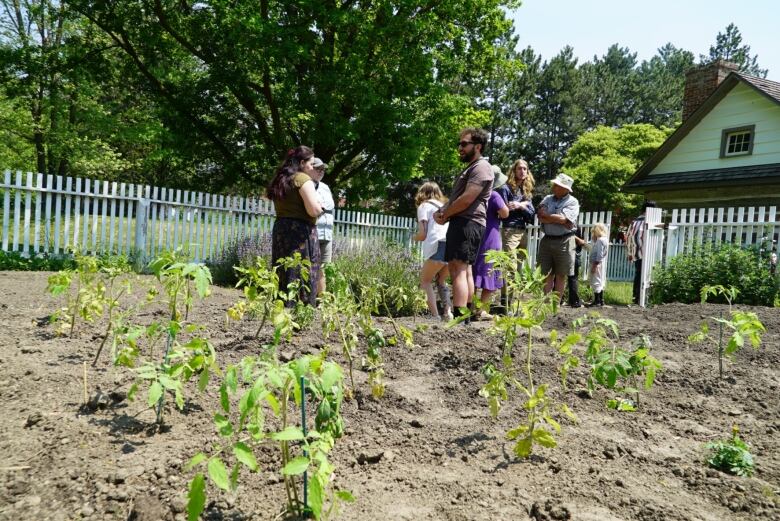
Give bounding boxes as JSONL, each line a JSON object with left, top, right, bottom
{"left": 624, "top": 72, "right": 780, "bottom": 192}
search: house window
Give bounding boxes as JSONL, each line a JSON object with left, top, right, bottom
{"left": 720, "top": 125, "right": 755, "bottom": 158}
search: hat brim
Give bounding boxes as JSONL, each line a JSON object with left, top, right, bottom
{"left": 551, "top": 180, "right": 572, "bottom": 192}
{"left": 493, "top": 172, "right": 508, "bottom": 190}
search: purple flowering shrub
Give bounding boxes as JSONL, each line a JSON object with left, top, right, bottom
{"left": 333, "top": 238, "right": 423, "bottom": 316}
{"left": 209, "top": 233, "right": 273, "bottom": 286}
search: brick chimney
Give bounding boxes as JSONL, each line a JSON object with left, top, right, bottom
{"left": 682, "top": 60, "right": 740, "bottom": 120}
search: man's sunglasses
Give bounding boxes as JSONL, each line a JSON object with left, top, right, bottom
{"left": 457, "top": 140, "right": 475, "bottom": 148}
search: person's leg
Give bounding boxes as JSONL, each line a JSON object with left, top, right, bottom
{"left": 552, "top": 274, "right": 567, "bottom": 299}
{"left": 466, "top": 264, "right": 475, "bottom": 310}
{"left": 479, "top": 288, "right": 496, "bottom": 318}
{"left": 420, "top": 260, "right": 443, "bottom": 317}
{"left": 436, "top": 265, "right": 452, "bottom": 317}
{"left": 448, "top": 259, "right": 470, "bottom": 311}
{"left": 544, "top": 273, "right": 555, "bottom": 294}
{"left": 632, "top": 259, "right": 643, "bottom": 304}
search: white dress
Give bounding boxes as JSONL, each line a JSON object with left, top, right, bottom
{"left": 589, "top": 237, "right": 609, "bottom": 292}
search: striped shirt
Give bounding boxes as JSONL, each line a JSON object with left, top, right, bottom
{"left": 626, "top": 215, "right": 646, "bottom": 260}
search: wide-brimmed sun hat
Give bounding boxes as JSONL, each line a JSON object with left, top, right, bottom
{"left": 551, "top": 173, "right": 574, "bottom": 192}
{"left": 312, "top": 157, "right": 328, "bottom": 169}
{"left": 492, "top": 165, "right": 508, "bottom": 190}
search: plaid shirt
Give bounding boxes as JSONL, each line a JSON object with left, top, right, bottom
{"left": 626, "top": 215, "right": 646, "bottom": 260}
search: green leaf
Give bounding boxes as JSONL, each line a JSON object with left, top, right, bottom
{"left": 220, "top": 384, "right": 230, "bottom": 414}
{"left": 308, "top": 475, "right": 324, "bottom": 518}
{"left": 321, "top": 362, "right": 342, "bottom": 390}
{"left": 233, "top": 442, "right": 258, "bottom": 472}
{"left": 336, "top": 490, "right": 356, "bottom": 502}
{"left": 127, "top": 383, "right": 138, "bottom": 402}
{"left": 207, "top": 457, "right": 231, "bottom": 491}
{"left": 270, "top": 426, "right": 305, "bottom": 441}
{"left": 532, "top": 428, "right": 557, "bottom": 448}
{"left": 513, "top": 436, "right": 533, "bottom": 458}
{"left": 214, "top": 414, "right": 234, "bottom": 437}
{"left": 185, "top": 452, "right": 208, "bottom": 471}
{"left": 198, "top": 369, "right": 209, "bottom": 392}
{"left": 230, "top": 463, "right": 240, "bottom": 492}
{"left": 193, "top": 267, "right": 211, "bottom": 298}
{"left": 281, "top": 456, "right": 310, "bottom": 475}
{"left": 187, "top": 473, "right": 206, "bottom": 521}
{"left": 148, "top": 381, "right": 163, "bottom": 407}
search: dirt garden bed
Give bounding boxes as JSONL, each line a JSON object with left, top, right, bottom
{"left": 0, "top": 271, "right": 779, "bottom": 521}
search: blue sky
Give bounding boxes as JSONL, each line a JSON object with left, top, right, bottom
{"left": 509, "top": 0, "right": 778, "bottom": 78}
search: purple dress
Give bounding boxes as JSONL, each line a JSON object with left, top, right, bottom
{"left": 473, "top": 191, "right": 506, "bottom": 290}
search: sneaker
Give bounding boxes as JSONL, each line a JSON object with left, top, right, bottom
{"left": 442, "top": 311, "right": 454, "bottom": 322}
{"left": 478, "top": 311, "right": 493, "bottom": 321}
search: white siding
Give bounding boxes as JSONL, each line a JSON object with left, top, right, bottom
{"left": 651, "top": 82, "right": 780, "bottom": 175}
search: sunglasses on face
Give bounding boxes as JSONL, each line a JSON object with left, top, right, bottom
{"left": 457, "top": 140, "right": 475, "bottom": 148}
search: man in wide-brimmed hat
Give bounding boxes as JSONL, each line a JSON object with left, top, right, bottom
{"left": 536, "top": 173, "right": 580, "bottom": 298}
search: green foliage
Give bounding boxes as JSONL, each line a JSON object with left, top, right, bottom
{"left": 121, "top": 250, "right": 215, "bottom": 424}
{"left": 62, "top": 0, "right": 517, "bottom": 197}
{"left": 186, "top": 330, "right": 352, "bottom": 520}
{"left": 226, "top": 253, "right": 314, "bottom": 339}
{"left": 479, "top": 248, "right": 577, "bottom": 458}
{"left": 574, "top": 315, "right": 661, "bottom": 409}
{"left": 707, "top": 425, "right": 755, "bottom": 477}
{"left": 701, "top": 23, "right": 767, "bottom": 78}
{"left": 47, "top": 252, "right": 106, "bottom": 337}
{"left": 563, "top": 124, "right": 672, "bottom": 213}
{"left": 651, "top": 243, "right": 780, "bottom": 306}
{"left": 0, "top": 251, "right": 76, "bottom": 271}
{"left": 333, "top": 241, "right": 424, "bottom": 317}
{"left": 320, "top": 264, "right": 396, "bottom": 399}
{"left": 688, "top": 285, "right": 765, "bottom": 380}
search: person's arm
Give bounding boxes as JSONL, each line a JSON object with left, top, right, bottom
{"left": 497, "top": 199, "right": 509, "bottom": 219}
{"left": 517, "top": 199, "right": 535, "bottom": 218}
{"left": 414, "top": 220, "right": 427, "bottom": 242}
{"left": 299, "top": 180, "right": 323, "bottom": 218}
{"left": 537, "top": 201, "right": 573, "bottom": 227}
{"left": 435, "top": 182, "right": 483, "bottom": 223}
{"left": 626, "top": 222, "right": 637, "bottom": 261}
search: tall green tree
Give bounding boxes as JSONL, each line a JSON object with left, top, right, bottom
{"left": 532, "top": 46, "right": 585, "bottom": 185}
{"left": 701, "top": 23, "right": 768, "bottom": 78}
{"left": 580, "top": 44, "right": 640, "bottom": 128}
{"left": 635, "top": 43, "right": 695, "bottom": 127}
{"left": 563, "top": 124, "right": 672, "bottom": 217}
{"left": 65, "top": 0, "right": 519, "bottom": 198}
{"left": 0, "top": 1, "right": 185, "bottom": 183}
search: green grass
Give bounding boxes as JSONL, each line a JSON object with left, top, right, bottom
{"left": 604, "top": 281, "right": 632, "bottom": 306}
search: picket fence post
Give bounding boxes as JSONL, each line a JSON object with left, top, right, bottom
{"left": 134, "top": 193, "right": 150, "bottom": 269}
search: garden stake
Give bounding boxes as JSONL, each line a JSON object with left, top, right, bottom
{"left": 83, "top": 362, "right": 88, "bottom": 405}
{"left": 155, "top": 326, "right": 175, "bottom": 424}
{"left": 300, "top": 375, "right": 309, "bottom": 516}
{"left": 718, "top": 311, "right": 723, "bottom": 379}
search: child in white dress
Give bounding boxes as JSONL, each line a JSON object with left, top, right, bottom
{"left": 587, "top": 223, "right": 609, "bottom": 307}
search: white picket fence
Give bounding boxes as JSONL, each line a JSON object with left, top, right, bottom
{"left": 639, "top": 205, "right": 779, "bottom": 306}
{"left": 0, "top": 170, "right": 416, "bottom": 262}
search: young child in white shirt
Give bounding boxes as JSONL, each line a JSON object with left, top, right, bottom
{"left": 586, "top": 223, "right": 609, "bottom": 307}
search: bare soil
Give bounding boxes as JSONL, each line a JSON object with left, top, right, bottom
{"left": 1, "top": 271, "right": 779, "bottom": 521}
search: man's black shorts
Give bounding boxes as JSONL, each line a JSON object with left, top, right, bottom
{"left": 445, "top": 216, "right": 486, "bottom": 264}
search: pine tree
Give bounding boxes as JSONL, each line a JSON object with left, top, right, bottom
{"left": 701, "top": 23, "right": 768, "bottom": 78}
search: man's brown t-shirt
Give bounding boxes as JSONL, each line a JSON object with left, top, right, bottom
{"left": 448, "top": 158, "right": 494, "bottom": 227}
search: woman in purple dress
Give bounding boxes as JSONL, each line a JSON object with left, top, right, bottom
{"left": 473, "top": 166, "right": 509, "bottom": 320}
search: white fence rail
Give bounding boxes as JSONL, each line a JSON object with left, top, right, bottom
{"left": 0, "top": 170, "right": 416, "bottom": 262}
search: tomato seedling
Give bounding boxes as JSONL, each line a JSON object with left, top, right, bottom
{"left": 688, "top": 285, "right": 765, "bottom": 379}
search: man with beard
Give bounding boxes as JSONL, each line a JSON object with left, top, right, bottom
{"left": 433, "top": 128, "right": 494, "bottom": 322}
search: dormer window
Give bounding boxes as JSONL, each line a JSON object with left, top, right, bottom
{"left": 720, "top": 125, "right": 755, "bottom": 158}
